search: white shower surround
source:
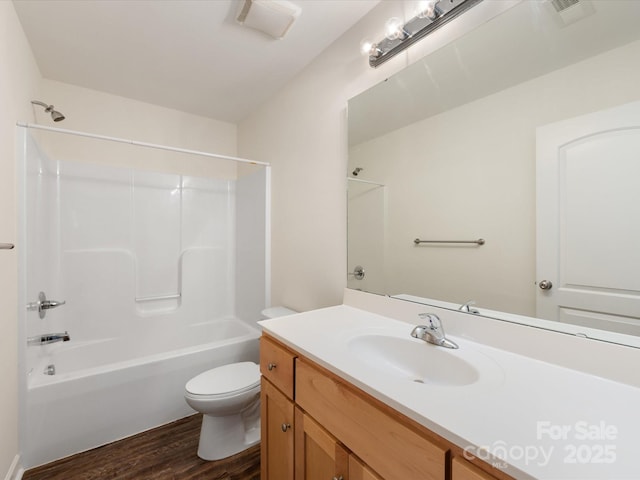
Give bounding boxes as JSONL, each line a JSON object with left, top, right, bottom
{"left": 19, "top": 128, "right": 269, "bottom": 468}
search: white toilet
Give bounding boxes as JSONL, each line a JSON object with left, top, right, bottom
{"left": 184, "top": 306, "right": 296, "bottom": 461}
{"left": 185, "top": 361, "right": 261, "bottom": 460}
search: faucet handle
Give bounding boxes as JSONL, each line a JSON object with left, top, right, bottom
{"left": 27, "top": 292, "right": 66, "bottom": 319}
{"left": 414, "top": 313, "right": 458, "bottom": 349}
{"left": 410, "top": 325, "right": 428, "bottom": 340}
{"left": 41, "top": 299, "right": 66, "bottom": 310}
{"left": 459, "top": 300, "right": 480, "bottom": 314}
{"left": 418, "top": 312, "right": 442, "bottom": 331}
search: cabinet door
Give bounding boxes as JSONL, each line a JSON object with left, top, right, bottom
{"left": 295, "top": 407, "right": 349, "bottom": 480}
{"left": 261, "top": 378, "right": 294, "bottom": 480}
{"left": 452, "top": 457, "right": 499, "bottom": 480}
{"left": 349, "top": 455, "right": 384, "bottom": 480}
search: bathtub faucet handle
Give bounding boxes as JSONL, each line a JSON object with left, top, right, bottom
{"left": 26, "top": 292, "right": 66, "bottom": 319}
{"left": 41, "top": 299, "right": 66, "bottom": 310}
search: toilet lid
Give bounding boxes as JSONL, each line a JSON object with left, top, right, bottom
{"left": 186, "top": 362, "right": 260, "bottom": 396}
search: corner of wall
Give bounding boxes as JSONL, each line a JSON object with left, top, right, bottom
{"left": 3, "top": 455, "right": 24, "bottom": 480}
{"left": 0, "top": 2, "right": 42, "bottom": 477}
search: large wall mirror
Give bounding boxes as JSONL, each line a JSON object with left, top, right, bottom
{"left": 347, "top": 0, "right": 640, "bottom": 347}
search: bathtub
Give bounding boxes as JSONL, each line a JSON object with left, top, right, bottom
{"left": 24, "top": 317, "right": 260, "bottom": 468}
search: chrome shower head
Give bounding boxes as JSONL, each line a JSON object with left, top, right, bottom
{"left": 50, "top": 109, "right": 65, "bottom": 122}
{"left": 31, "top": 100, "right": 65, "bottom": 122}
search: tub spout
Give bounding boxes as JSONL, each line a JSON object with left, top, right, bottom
{"left": 27, "top": 331, "right": 70, "bottom": 346}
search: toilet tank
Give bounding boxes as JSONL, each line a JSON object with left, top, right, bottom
{"left": 261, "top": 306, "right": 297, "bottom": 319}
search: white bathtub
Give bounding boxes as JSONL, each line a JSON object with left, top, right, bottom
{"left": 24, "top": 317, "right": 260, "bottom": 468}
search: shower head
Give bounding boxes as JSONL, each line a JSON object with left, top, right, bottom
{"left": 50, "top": 109, "right": 65, "bottom": 122}
{"left": 31, "top": 100, "right": 65, "bottom": 122}
{"left": 352, "top": 167, "right": 363, "bottom": 176}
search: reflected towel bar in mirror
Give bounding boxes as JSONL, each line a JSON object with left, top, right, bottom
{"left": 414, "top": 238, "right": 485, "bottom": 245}
{"left": 0, "top": 243, "right": 15, "bottom": 249}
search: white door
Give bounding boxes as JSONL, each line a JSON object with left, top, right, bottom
{"left": 536, "top": 101, "right": 640, "bottom": 336}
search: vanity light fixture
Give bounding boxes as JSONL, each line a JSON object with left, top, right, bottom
{"left": 364, "top": 0, "right": 483, "bottom": 68}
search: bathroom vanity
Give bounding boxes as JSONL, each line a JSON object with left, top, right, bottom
{"left": 259, "top": 290, "right": 640, "bottom": 480}
{"left": 260, "top": 334, "right": 505, "bottom": 480}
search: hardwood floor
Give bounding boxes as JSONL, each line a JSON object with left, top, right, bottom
{"left": 23, "top": 414, "right": 260, "bottom": 480}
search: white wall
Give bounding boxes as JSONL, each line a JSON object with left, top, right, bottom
{"left": 349, "top": 39, "right": 640, "bottom": 317}
{"left": 236, "top": 167, "right": 269, "bottom": 323}
{"left": 0, "top": 2, "right": 41, "bottom": 477}
{"left": 38, "top": 79, "right": 238, "bottom": 178}
{"left": 238, "top": 1, "right": 517, "bottom": 311}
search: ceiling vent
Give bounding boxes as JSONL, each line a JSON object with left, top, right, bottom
{"left": 550, "top": 0, "right": 580, "bottom": 12}
{"left": 236, "top": 0, "right": 301, "bottom": 39}
{"left": 545, "top": 0, "right": 595, "bottom": 27}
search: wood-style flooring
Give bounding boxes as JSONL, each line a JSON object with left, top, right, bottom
{"left": 23, "top": 414, "right": 260, "bottom": 480}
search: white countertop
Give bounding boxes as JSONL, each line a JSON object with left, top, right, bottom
{"left": 259, "top": 304, "right": 640, "bottom": 480}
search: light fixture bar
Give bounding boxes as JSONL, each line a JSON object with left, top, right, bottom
{"left": 369, "top": 0, "right": 483, "bottom": 68}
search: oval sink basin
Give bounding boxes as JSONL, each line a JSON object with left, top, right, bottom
{"left": 348, "top": 334, "right": 479, "bottom": 387}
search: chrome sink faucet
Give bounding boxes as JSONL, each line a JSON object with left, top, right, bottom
{"left": 411, "top": 313, "right": 458, "bottom": 349}
{"left": 459, "top": 300, "right": 480, "bottom": 314}
{"left": 27, "top": 331, "right": 70, "bottom": 346}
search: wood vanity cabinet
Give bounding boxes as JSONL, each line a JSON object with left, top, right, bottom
{"left": 295, "top": 406, "right": 386, "bottom": 480}
{"left": 295, "top": 358, "right": 446, "bottom": 480}
{"left": 260, "top": 334, "right": 511, "bottom": 480}
{"left": 451, "top": 457, "right": 504, "bottom": 480}
{"left": 260, "top": 335, "right": 296, "bottom": 398}
{"left": 260, "top": 337, "right": 296, "bottom": 480}
{"left": 295, "top": 408, "right": 349, "bottom": 480}
{"left": 349, "top": 455, "right": 384, "bottom": 480}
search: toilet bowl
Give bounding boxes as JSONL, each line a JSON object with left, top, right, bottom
{"left": 184, "top": 362, "right": 261, "bottom": 460}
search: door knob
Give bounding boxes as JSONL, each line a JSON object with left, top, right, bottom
{"left": 281, "top": 423, "right": 291, "bottom": 432}
{"left": 268, "top": 362, "right": 277, "bottom": 371}
{"left": 538, "top": 280, "right": 553, "bottom": 290}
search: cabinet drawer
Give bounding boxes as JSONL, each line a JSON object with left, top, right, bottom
{"left": 296, "top": 359, "right": 447, "bottom": 480}
{"left": 260, "top": 336, "right": 296, "bottom": 399}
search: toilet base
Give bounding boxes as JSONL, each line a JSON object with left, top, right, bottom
{"left": 197, "top": 408, "right": 260, "bottom": 461}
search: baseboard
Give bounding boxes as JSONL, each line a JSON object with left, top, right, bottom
{"left": 3, "top": 455, "right": 23, "bottom": 480}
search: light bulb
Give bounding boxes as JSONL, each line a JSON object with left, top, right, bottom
{"left": 384, "top": 17, "right": 405, "bottom": 41}
{"left": 416, "top": 0, "right": 440, "bottom": 20}
{"left": 359, "top": 39, "right": 380, "bottom": 57}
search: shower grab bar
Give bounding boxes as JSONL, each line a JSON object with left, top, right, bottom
{"left": 0, "top": 243, "right": 14, "bottom": 249}
{"left": 17, "top": 123, "right": 270, "bottom": 166}
{"left": 135, "top": 293, "right": 181, "bottom": 302}
{"left": 414, "top": 238, "right": 485, "bottom": 245}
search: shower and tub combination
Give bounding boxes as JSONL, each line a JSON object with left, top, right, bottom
{"left": 17, "top": 123, "right": 271, "bottom": 468}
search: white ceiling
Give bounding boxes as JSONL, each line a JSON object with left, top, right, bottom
{"left": 13, "top": 0, "right": 379, "bottom": 123}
